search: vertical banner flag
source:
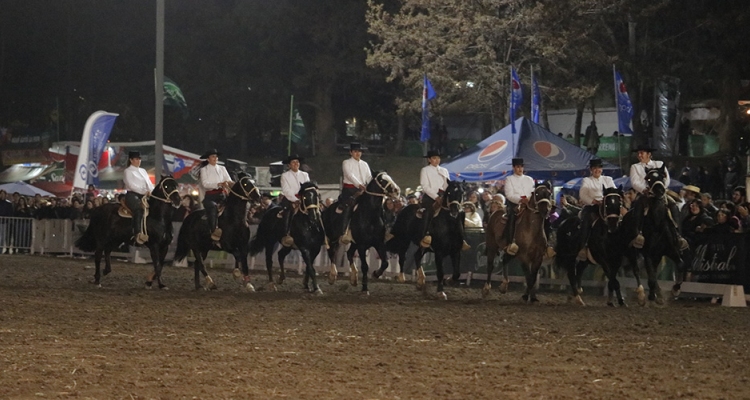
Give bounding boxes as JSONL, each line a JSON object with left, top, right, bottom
{"left": 531, "top": 73, "right": 541, "bottom": 124}
{"left": 510, "top": 67, "right": 523, "bottom": 133}
{"left": 290, "top": 109, "right": 307, "bottom": 144}
{"left": 73, "top": 111, "right": 119, "bottom": 189}
{"left": 614, "top": 70, "right": 634, "bottom": 135}
{"left": 420, "top": 75, "right": 437, "bottom": 143}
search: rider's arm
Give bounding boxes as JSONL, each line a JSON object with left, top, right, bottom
{"left": 630, "top": 164, "right": 647, "bottom": 194}
{"left": 579, "top": 179, "right": 596, "bottom": 206}
{"left": 342, "top": 159, "right": 363, "bottom": 187}
{"left": 420, "top": 167, "right": 438, "bottom": 200}
{"left": 280, "top": 172, "right": 298, "bottom": 201}
{"left": 200, "top": 166, "right": 219, "bottom": 190}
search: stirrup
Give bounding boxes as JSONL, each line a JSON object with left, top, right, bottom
{"left": 678, "top": 237, "right": 689, "bottom": 251}
{"left": 506, "top": 242, "right": 519, "bottom": 256}
{"left": 461, "top": 240, "right": 471, "bottom": 251}
{"left": 281, "top": 235, "right": 294, "bottom": 247}
{"left": 420, "top": 235, "right": 432, "bottom": 248}
{"left": 136, "top": 232, "right": 149, "bottom": 245}
{"left": 545, "top": 246, "right": 556, "bottom": 259}
{"left": 576, "top": 247, "right": 588, "bottom": 261}
{"left": 340, "top": 230, "right": 353, "bottom": 245}
{"left": 631, "top": 234, "right": 645, "bottom": 249}
{"left": 210, "top": 228, "right": 222, "bottom": 241}
{"left": 385, "top": 232, "right": 394, "bottom": 242}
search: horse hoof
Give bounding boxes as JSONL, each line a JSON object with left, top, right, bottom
{"left": 160, "top": 285, "right": 169, "bottom": 291}
{"left": 328, "top": 265, "right": 338, "bottom": 285}
{"left": 245, "top": 282, "right": 256, "bottom": 292}
{"left": 361, "top": 290, "right": 370, "bottom": 296}
{"left": 574, "top": 296, "right": 585, "bottom": 306}
{"left": 499, "top": 282, "right": 509, "bottom": 294}
{"left": 349, "top": 265, "right": 358, "bottom": 287}
{"left": 276, "top": 277, "right": 285, "bottom": 285}
{"left": 606, "top": 301, "right": 614, "bottom": 307}
{"left": 145, "top": 284, "right": 153, "bottom": 290}
{"left": 103, "top": 268, "right": 112, "bottom": 276}
{"left": 654, "top": 296, "right": 664, "bottom": 305}
{"left": 233, "top": 268, "right": 242, "bottom": 280}
{"left": 437, "top": 292, "right": 447, "bottom": 300}
{"left": 372, "top": 270, "right": 382, "bottom": 280}
{"left": 313, "top": 288, "right": 324, "bottom": 296}
{"left": 397, "top": 273, "right": 406, "bottom": 283}
{"left": 266, "top": 282, "right": 277, "bottom": 292}
{"left": 671, "top": 284, "right": 681, "bottom": 297}
{"left": 482, "top": 284, "right": 491, "bottom": 299}
{"left": 577, "top": 287, "right": 584, "bottom": 295}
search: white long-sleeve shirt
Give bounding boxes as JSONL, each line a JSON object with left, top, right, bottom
{"left": 504, "top": 173, "right": 535, "bottom": 205}
{"left": 200, "top": 164, "right": 232, "bottom": 191}
{"left": 630, "top": 160, "right": 669, "bottom": 194}
{"left": 123, "top": 165, "right": 154, "bottom": 195}
{"left": 281, "top": 169, "right": 310, "bottom": 201}
{"left": 342, "top": 158, "right": 372, "bottom": 187}
{"left": 420, "top": 164, "right": 449, "bottom": 200}
{"left": 579, "top": 175, "right": 616, "bottom": 206}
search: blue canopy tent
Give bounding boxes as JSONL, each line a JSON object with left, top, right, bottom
{"left": 442, "top": 118, "right": 621, "bottom": 182}
{"left": 561, "top": 175, "right": 685, "bottom": 192}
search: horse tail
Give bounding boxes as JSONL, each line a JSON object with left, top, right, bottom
{"left": 74, "top": 207, "right": 109, "bottom": 252}
{"left": 174, "top": 216, "right": 192, "bottom": 262}
{"left": 250, "top": 209, "right": 276, "bottom": 256}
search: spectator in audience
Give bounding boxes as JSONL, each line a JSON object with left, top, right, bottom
{"left": 709, "top": 209, "right": 738, "bottom": 234}
{"left": 384, "top": 198, "right": 397, "bottom": 232}
{"left": 681, "top": 199, "right": 713, "bottom": 244}
{"left": 724, "top": 162, "right": 741, "bottom": 200}
{"left": 701, "top": 193, "right": 718, "bottom": 219}
{"left": 463, "top": 202, "right": 483, "bottom": 228}
{"left": 82, "top": 200, "right": 95, "bottom": 219}
{"left": 679, "top": 185, "right": 701, "bottom": 229}
{"left": 731, "top": 186, "right": 746, "bottom": 206}
{"left": 736, "top": 202, "right": 750, "bottom": 232}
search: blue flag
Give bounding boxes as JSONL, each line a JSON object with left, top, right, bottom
{"left": 420, "top": 75, "right": 437, "bottom": 143}
{"left": 510, "top": 68, "right": 523, "bottom": 133}
{"left": 73, "top": 111, "right": 119, "bottom": 189}
{"left": 531, "top": 74, "right": 541, "bottom": 124}
{"left": 614, "top": 70, "right": 634, "bottom": 135}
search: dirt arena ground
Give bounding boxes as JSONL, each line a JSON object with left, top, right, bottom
{"left": 1, "top": 254, "right": 749, "bottom": 399}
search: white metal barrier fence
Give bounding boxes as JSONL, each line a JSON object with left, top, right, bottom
{"left": 0, "top": 216, "right": 34, "bottom": 254}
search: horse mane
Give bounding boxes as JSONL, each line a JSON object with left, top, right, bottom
{"left": 300, "top": 181, "right": 318, "bottom": 193}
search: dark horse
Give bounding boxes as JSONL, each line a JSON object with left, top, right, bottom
{"left": 554, "top": 186, "right": 644, "bottom": 306}
{"left": 321, "top": 171, "right": 400, "bottom": 294}
{"left": 249, "top": 181, "right": 327, "bottom": 293}
{"left": 75, "top": 175, "right": 182, "bottom": 288}
{"left": 386, "top": 180, "right": 466, "bottom": 300}
{"left": 483, "top": 182, "right": 552, "bottom": 303}
{"left": 628, "top": 165, "right": 683, "bottom": 305}
{"left": 174, "top": 173, "right": 260, "bottom": 290}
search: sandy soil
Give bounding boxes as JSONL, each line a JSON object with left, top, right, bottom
{"left": 0, "top": 254, "right": 748, "bottom": 399}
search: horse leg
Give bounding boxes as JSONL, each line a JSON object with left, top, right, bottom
{"left": 302, "top": 249, "right": 322, "bottom": 295}
{"left": 434, "top": 252, "right": 447, "bottom": 300}
{"left": 236, "top": 247, "right": 254, "bottom": 292}
{"left": 565, "top": 259, "right": 585, "bottom": 305}
{"left": 396, "top": 249, "right": 407, "bottom": 283}
{"left": 645, "top": 255, "right": 663, "bottom": 305}
{"left": 265, "top": 243, "right": 275, "bottom": 284}
{"left": 277, "top": 246, "right": 292, "bottom": 286}
{"left": 358, "top": 246, "right": 370, "bottom": 294}
{"left": 499, "top": 253, "right": 512, "bottom": 294}
{"left": 372, "top": 243, "right": 390, "bottom": 280}
{"left": 326, "top": 242, "right": 338, "bottom": 285}
{"left": 196, "top": 250, "right": 215, "bottom": 290}
{"left": 92, "top": 249, "right": 103, "bottom": 285}
{"left": 522, "top": 261, "right": 542, "bottom": 304}
{"left": 145, "top": 245, "right": 160, "bottom": 290}
{"left": 482, "top": 243, "right": 498, "bottom": 298}
{"left": 414, "top": 247, "right": 426, "bottom": 291}
{"left": 347, "top": 245, "right": 358, "bottom": 287}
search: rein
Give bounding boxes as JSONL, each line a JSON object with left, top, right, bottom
{"left": 299, "top": 186, "right": 320, "bottom": 215}
{"left": 149, "top": 178, "right": 180, "bottom": 207}
{"left": 599, "top": 191, "right": 623, "bottom": 221}
{"left": 364, "top": 172, "right": 397, "bottom": 198}
{"left": 228, "top": 176, "right": 259, "bottom": 201}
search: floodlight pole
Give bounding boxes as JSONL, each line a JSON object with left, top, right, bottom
{"left": 154, "top": 0, "right": 165, "bottom": 179}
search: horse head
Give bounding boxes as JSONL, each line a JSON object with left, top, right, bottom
{"left": 298, "top": 181, "right": 321, "bottom": 219}
{"left": 231, "top": 172, "right": 261, "bottom": 203}
{"left": 530, "top": 181, "right": 552, "bottom": 216}
{"left": 153, "top": 175, "right": 182, "bottom": 207}
{"left": 444, "top": 180, "right": 465, "bottom": 218}
{"left": 601, "top": 186, "right": 623, "bottom": 232}
{"left": 645, "top": 165, "right": 667, "bottom": 198}
{"left": 368, "top": 171, "right": 401, "bottom": 199}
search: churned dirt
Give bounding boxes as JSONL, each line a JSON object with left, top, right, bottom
{"left": 1, "top": 254, "right": 749, "bottom": 399}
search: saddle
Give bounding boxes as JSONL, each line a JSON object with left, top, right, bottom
{"left": 415, "top": 201, "right": 442, "bottom": 219}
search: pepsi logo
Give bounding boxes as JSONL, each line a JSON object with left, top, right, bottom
{"left": 512, "top": 79, "right": 521, "bottom": 90}
{"left": 619, "top": 81, "right": 628, "bottom": 94}
{"left": 477, "top": 140, "right": 508, "bottom": 163}
{"left": 534, "top": 141, "right": 566, "bottom": 162}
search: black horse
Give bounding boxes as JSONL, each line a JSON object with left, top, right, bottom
{"left": 249, "top": 181, "right": 326, "bottom": 294}
{"left": 555, "top": 186, "right": 641, "bottom": 306}
{"left": 174, "top": 173, "right": 260, "bottom": 290}
{"left": 628, "top": 165, "right": 683, "bottom": 304}
{"left": 321, "top": 171, "right": 400, "bottom": 293}
{"left": 75, "top": 175, "right": 182, "bottom": 288}
{"left": 386, "top": 180, "right": 466, "bottom": 300}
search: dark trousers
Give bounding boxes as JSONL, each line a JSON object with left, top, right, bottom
{"left": 203, "top": 192, "right": 225, "bottom": 232}
{"left": 579, "top": 204, "right": 597, "bottom": 248}
{"left": 338, "top": 187, "right": 359, "bottom": 232}
{"left": 421, "top": 196, "right": 436, "bottom": 237}
{"left": 504, "top": 202, "right": 518, "bottom": 243}
{"left": 280, "top": 197, "right": 295, "bottom": 235}
{"left": 125, "top": 192, "right": 145, "bottom": 237}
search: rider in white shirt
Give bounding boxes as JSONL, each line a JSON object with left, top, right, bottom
{"left": 279, "top": 154, "right": 310, "bottom": 247}
{"left": 503, "top": 158, "right": 535, "bottom": 254}
{"left": 419, "top": 150, "right": 470, "bottom": 250}
{"left": 338, "top": 142, "right": 372, "bottom": 244}
{"left": 123, "top": 151, "right": 154, "bottom": 244}
{"left": 577, "top": 158, "right": 616, "bottom": 259}
{"left": 629, "top": 143, "right": 687, "bottom": 250}
{"left": 198, "top": 149, "right": 233, "bottom": 241}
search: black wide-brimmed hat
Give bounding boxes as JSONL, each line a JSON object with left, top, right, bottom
{"left": 128, "top": 151, "right": 141, "bottom": 159}
{"left": 345, "top": 142, "right": 368, "bottom": 151}
{"left": 512, "top": 157, "right": 524, "bottom": 166}
{"left": 632, "top": 143, "right": 656, "bottom": 153}
{"left": 284, "top": 154, "right": 304, "bottom": 164}
{"left": 424, "top": 150, "right": 442, "bottom": 158}
{"left": 589, "top": 158, "right": 603, "bottom": 168}
{"left": 200, "top": 149, "right": 220, "bottom": 159}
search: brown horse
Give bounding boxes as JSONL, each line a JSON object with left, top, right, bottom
{"left": 483, "top": 182, "right": 552, "bottom": 303}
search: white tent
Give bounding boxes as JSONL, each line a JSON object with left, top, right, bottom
{"left": 0, "top": 181, "right": 56, "bottom": 197}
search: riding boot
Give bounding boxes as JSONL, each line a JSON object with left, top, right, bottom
{"left": 420, "top": 211, "right": 433, "bottom": 248}
{"left": 339, "top": 203, "right": 353, "bottom": 245}
{"left": 132, "top": 207, "right": 146, "bottom": 245}
{"left": 505, "top": 205, "right": 518, "bottom": 255}
{"left": 206, "top": 207, "right": 222, "bottom": 241}
{"left": 281, "top": 209, "right": 294, "bottom": 247}
{"left": 578, "top": 213, "right": 592, "bottom": 261}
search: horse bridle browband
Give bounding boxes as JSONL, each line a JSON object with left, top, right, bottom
{"left": 527, "top": 186, "right": 551, "bottom": 214}
{"left": 600, "top": 191, "right": 622, "bottom": 220}
{"left": 228, "top": 176, "right": 259, "bottom": 201}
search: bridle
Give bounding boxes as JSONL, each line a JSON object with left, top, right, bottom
{"left": 526, "top": 185, "right": 552, "bottom": 214}
{"left": 149, "top": 177, "right": 180, "bottom": 207}
{"left": 599, "top": 191, "right": 623, "bottom": 222}
{"left": 299, "top": 185, "right": 320, "bottom": 215}
{"left": 228, "top": 176, "right": 259, "bottom": 201}
{"left": 365, "top": 172, "right": 398, "bottom": 198}
{"left": 440, "top": 182, "right": 464, "bottom": 211}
